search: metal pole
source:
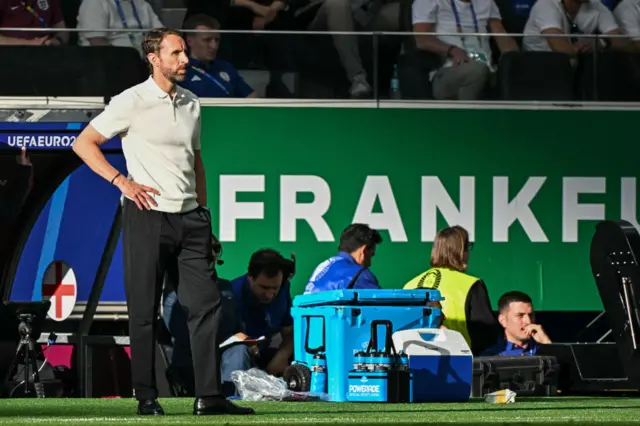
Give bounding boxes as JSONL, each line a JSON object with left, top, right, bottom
{"left": 373, "top": 32, "right": 379, "bottom": 105}
{"left": 77, "top": 203, "right": 122, "bottom": 397}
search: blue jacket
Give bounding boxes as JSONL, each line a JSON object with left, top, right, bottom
{"left": 230, "top": 274, "right": 293, "bottom": 341}
{"left": 304, "top": 252, "right": 380, "bottom": 294}
{"left": 179, "top": 58, "right": 254, "bottom": 98}
{"left": 480, "top": 336, "right": 538, "bottom": 356}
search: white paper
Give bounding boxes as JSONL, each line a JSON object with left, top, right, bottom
{"left": 219, "top": 335, "right": 266, "bottom": 349}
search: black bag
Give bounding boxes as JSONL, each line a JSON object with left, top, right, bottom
{"left": 3, "top": 359, "right": 67, "bottom": 398}
{"left": 0, "top": 341, "right": 72, "bottom": 398}
{"left": 472, "top": 355, "right": 559, "bottom": 397}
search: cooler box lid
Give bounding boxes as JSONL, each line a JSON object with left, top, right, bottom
{"left": 292, "top": 289, "right": 443, "bottom": 307}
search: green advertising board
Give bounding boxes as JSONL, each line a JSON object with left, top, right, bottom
{"left": 199, "top": 105, "right": 639, "bottom": 312}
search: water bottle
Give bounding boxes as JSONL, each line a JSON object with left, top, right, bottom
{"left": 353, "top": 351, "right": 367, "bottom": 371}
{"left": 397, "top": 350, "right": 409, "bottom": 371}
{"left": 375, "top": 351, "right": 393, "bottom": 371}
{"left": 364, "top": 351, "right": 377, "bottom": 371}
{"left": 390, "top": 64, "right": 401, "bottom": 100}
{"left": 310, "top": 354, "right": 327, "bottom": 394}
{"left": 369, "top": 351, "right": 385, "bottom": 371}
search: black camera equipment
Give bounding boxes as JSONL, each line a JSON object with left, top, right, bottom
{"left": 1, "top": 301, "right": 51, "bottom": 398}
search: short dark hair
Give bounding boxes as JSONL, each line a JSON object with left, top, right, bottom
{"left": 338, "top": 223, "right": 383, "bottom": 253}
{"left": 141, "top": 28, "right": 183, "bottom": 70}
{"left": 248, "top": 249, "right": 294, "bottom": 280}
{"left": 498, "top": 291, "right": 533, "bottom": 313}
{"left": 182, "top": 14, "right": 221, "bottom": 32}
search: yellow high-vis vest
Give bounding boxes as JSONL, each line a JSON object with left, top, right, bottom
{"left": 403, "top": 267, "right": 478, "bottom": 347}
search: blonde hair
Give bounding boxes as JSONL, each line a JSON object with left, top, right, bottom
{"left": 430, "top": 225, "right": 469, "bottom": 272}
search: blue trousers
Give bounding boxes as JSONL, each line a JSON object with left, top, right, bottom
{"left": 221, "top": 345, "right": 279, "bottom": 396}
{"left": 163, "top": 290, "right": 276, "bottom": 396}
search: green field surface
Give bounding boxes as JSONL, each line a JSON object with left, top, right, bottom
{"left": 0, "top": 397, "right": 638, "bottom": 425}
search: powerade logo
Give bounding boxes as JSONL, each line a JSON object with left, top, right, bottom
{"left": 349, "top": 377, "right": 380, "bottom": 395}
{"left": 349, "top": 384, "right": 381, "bottom": 393}
{"left": 0, "top": 134, "right": 78, "bottom": 149}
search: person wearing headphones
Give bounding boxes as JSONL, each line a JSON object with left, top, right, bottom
{"left": 403, "top": 225, "right": 500, "bottom": 355}
{"left": 222, "top": 249, "right": 296, "bottom": 396}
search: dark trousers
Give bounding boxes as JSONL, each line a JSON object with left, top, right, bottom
{"left": 122, "top": 198, "right": 222, "bottom": 400}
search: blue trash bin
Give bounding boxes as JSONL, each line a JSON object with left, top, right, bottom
{"left": 284, "top": 289, "right": 443, "bottom": 402}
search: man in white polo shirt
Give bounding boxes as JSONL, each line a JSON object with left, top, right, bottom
{"left": 77, "top": 0, "right": 164, "bottom": 57}
{"left": 614, "top": 0, "right": 640, "bottom": 50}
{"left": 412, "top": 0, "right": 518, "bottom": 100}
{"left": 71, "top": 28, "right": 255, "bottom": 417}
{"left": 523, "top": 0, "right": 628, "bottom": 53}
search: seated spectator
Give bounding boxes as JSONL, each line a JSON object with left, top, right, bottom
{"left": 223, "top": 249, "right": 295, "bottom": 395}
{"left": 179, "top": 13, "right": 257, "bottom": 97}
{"left": 412, "top": 0, "right": 518, "bottom": 100}
{"left": 304, "top": 223, "right": 382, "bottom": 293}
{"left": 481, "top": 291, "right": 551, "bottom": 356}
{"left": 614, "top": 0, "right": 640, "bottom": 50}
{"left": 306, "top": 0, "right": 401, "bottom": 98}
{"left": 77, "top": 0, "right": 163, "bottom": 57}
{"left": 0, "top": 0, "right": 68, "bottom": 46}
{"left": 183, "top": 0, "right": 290, "bottom": 29}
{"left": 147, "top": 0, "right": 163, "bottom": 18}
{"left": 403, "top": 225, "right": 499, "bottom": 355}
{"left": 523, "top": 0, "right": 630, "bottom": 54}
{"left": 183, "top": 0, "right": 296, "bottom": 98}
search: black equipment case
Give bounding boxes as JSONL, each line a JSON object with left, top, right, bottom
{"left": 472, "top": 355, "right": 559, "bottom": 397}
{"left": 536, "top": 342, "right": 633, "bottom": 394}
{"left": 590, "top": 220, "right": 640, "bottom": 386}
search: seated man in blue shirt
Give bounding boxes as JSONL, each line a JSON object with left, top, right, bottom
{"left": 481, "top": 291, "right": 551, "bottom": 356}
{"left": 304, "top": 223, "right": 382, "bottom": 293}
{"left": 222, "top": 249, "right": 295, "bottom": 395}
{"left": 180, "top": 13, "right": 257, "bottom": 98}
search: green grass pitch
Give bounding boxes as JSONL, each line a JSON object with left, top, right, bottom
{"left": 0, "top": 397, "right": 638, "bottom": 425}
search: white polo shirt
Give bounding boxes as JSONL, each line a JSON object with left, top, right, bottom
{"left": 77, "top": 0, "right": 164, "bottom": 56}
{"left": 614, "top": 0, "right": 640, "bottom": 40}
{"left": 523, "top": 0, "right": 619, "bottom": 51}
{"left": 412, "top": 0, "right": 502, "bottom": 70}
{"left": 91, "top": 76, "right": 202, "bottom": 214}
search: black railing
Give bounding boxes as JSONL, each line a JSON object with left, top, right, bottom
{"left": 0, "top": 28, "right": 639, "bottom": 103}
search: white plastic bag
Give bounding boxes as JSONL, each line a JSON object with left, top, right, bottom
{"left": 484, "top": 389, "right": 517, "bottom": 404}
{"left": 231, "top": 368, "right": 329, "bottom": 402}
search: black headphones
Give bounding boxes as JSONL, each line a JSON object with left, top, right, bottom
{"left": 211, "top": 233, "right": 224, "bottom": 265}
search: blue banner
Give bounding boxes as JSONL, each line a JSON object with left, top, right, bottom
{"left": 5, "top": 121, "right": 126, "bottom": 303}
{"left": 0, "top": 123, "right": 83, "bottom": 131}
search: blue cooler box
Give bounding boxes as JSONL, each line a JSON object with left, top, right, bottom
{"left": 289, "top": 289, "right": 443, "bottom": 402}
{"left": 392, "top": 329, "right": 473, "bottom": 402}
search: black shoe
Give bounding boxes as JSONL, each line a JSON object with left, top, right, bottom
{"left": 193, "top": 396, "right": 255, "bottom": 416}
{"left": 137, "top": 399, "right": 165, "bottom": 416}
